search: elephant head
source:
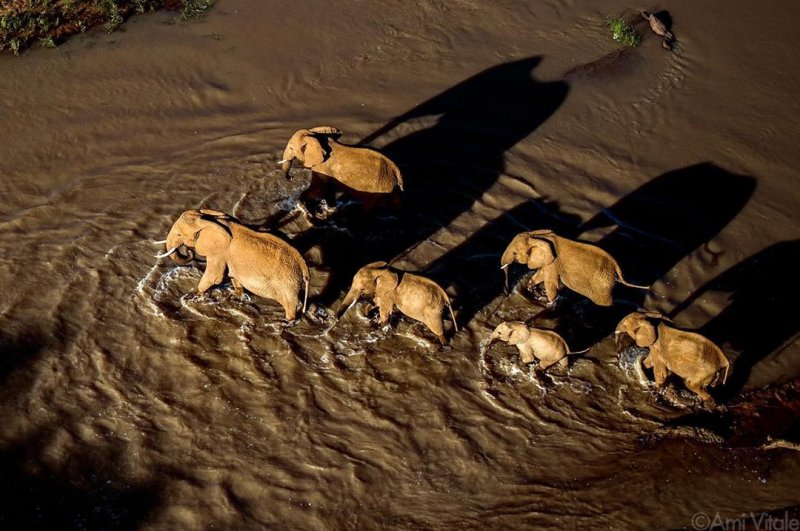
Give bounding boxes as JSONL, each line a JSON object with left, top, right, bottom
{"left": 279, "top": 126, "right": 342, "bottom": 176}
{"left": 500, "top": 230, "right": 557, "bottom": 290}
{"left": 488, "top": 321, "right": 531, "bottom": 346}
{"left": 614, "top": 311, "right": 666, "bottom": 351}
{"left": 338, "top": 261, "right": 399, "bottom": 317}
{"left": 158, "top": 209, "right": 233, "bottom": 265}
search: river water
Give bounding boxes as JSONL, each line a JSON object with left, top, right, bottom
{"left": 0, "top": 0, "right": 798, "bottom": 528}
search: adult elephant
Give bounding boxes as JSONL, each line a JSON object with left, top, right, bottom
{"left": 158, "top": 209, "right": 309, "bottom": 321}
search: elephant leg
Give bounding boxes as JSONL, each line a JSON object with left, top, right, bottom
{"left": 376, "top": 297, "right": 393, "bottom": 327}
{"left": 197, "top": 257, "right": 226, "bottom": 296}
{"left": 518, "top": 346, "right": 535, "bottom": 364}
{"left": 423, "top": 314, "right": 446, "bottom": 346}
{"left": 685, "top": 377, "right": 714, "bottom": 405}
{"left": 643, "top": 354, "right": 654, "bottom": 369}
{"left": 541, "top": 265, "right": 560, "bottom": 303}
{"left": 539, "top": 357, "right": 558, "bottom": 370}
{"left": 558, "top": 356, "right": 569, "bottom": 368}
{"left": 231, "top": 277, "right": 244, "bottom": 299}
{"left": 653, "top": 364, "right": 668, "bottom": 387}
{"left": 527, "top": 268, "right": 545, "bottom": 291}
{"left": 281, "top": 293, "right": 298, "bottom": 321}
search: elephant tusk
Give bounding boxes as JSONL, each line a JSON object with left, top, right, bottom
{"left": 500, "top": 264, "right": 509, "bottom": 269}
{"left": 277, "top": 159, "right": 288, "bottom": 164}
{"left": 155, "top": 246, "right": 179, "bottom": 259}
{"left": 152, "top": 239, "right": 168, "bottom": 245}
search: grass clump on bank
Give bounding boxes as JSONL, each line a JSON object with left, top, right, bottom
{"left": 606, "top": 15, "right": 640, "bottom": 48}
{"left": 0, "top": 0, "right": 214, "bottom": 56}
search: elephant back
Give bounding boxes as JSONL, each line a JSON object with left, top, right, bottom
{"left": 552, "top": 237, "right": 617, "bottom": 303}
{"left": 233, "top": 229, "right": 308, "bottom": 282}
{"left": 327, "top": 144, "right": 401, "bottom": 194}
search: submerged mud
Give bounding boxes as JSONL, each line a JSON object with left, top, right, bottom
{"left": 0, "top": 0, "right": 798, "bottom": 528}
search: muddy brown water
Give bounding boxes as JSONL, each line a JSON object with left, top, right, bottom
{"left": 1, "top": 1, "right": 799, "bottom": 528}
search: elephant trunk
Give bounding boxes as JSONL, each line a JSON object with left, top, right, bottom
{"left": 487, "top": 329, "right": 502, "bottom": 346}
{"left": 279, "top": 152, "right": 293, "bottom": 177}
{"left": 166, "top": 229, "right": 194, "bottom": 266}
{"left": 281, "top": 131, "right": 307, "bottom": 178}
{"left": 614, "top": 330, "right": 626, "bottom": 352}
{"left": 337, "top": 288, "right": 359, "bottom": 318}
{"left": 500, "top": 249, "right": 515, "bottom": 293}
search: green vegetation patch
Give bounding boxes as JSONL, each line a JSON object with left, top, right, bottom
{"left": 0, "top": 0, "right": 214, "bottom": 56}
{"left": 606, "top": 15, "right": 640, "bottom": 48}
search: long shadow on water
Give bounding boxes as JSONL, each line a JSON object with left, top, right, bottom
{"left": 295, "top": 56, "right": 569, "bottom": 306}
{"left": 0, "top": 434, "right": 161, "bottom": 530}
{"left": 0, "top": 326, "right": 163, "bottom": 528}
{"left": 546, "top": 163, "right": 755, "bottom": 349}
{"left": 669, "top": 239, "right": 800, "bottom": 399}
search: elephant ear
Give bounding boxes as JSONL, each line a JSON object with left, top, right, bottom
{"left": 199, "top": 209, "right": 227, "bottom": 218}
{"left": 527, "top": 236, "right": 557, "bottom": 269}
{"left": 309, "top": 126, "right": 342, "bottom": 139}
{"left": 301, "top": 136, "right": 327, "bottom": 168}
{"left": 194, "top": 218, "right": 232, "bottom": 257}
{"left": 507, "top": 324, "right": 531, "bottom": 345}
{"left": 632, "top": 321, "right": 657, "bottom": 347}
{"left": 374, "top": 269, "right": 399, "bottom": 296}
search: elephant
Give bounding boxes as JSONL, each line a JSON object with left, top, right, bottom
{"left": 615, "top": 311, "right": 730, "bottom": 406}
{"left": 500, "top": 229, "right": 647, "bottom": 306}
{"left": 156, "top": 209, "right": 310, "bottom": 321}
{"left": 337, "top": 261, "right": 457, "bottom": 345}
{"left": 487, "top": 321, "right": 588, "bottom": 370}
{"left": 279, "top": 126, "right": 404, "bottom": 212}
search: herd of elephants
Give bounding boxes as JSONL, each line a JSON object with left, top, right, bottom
{"left": 155, "top": 58, "right": 795, "bottom": 411}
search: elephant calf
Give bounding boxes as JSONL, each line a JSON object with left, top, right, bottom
{"left": 500, "top": 229, "right": 647, "bottom": 306}
{"left": 488, "top": 321, "right": 588, "bottom": 370}
{"left": 338, "top": 261, "right": 457, "bottom": 345}
{"left": 615, "top": 311, "right": 730, "bottom": 406}
{"left": 157, "top": 209, "right": 310, "bottom": 321}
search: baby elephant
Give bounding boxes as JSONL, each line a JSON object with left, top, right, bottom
{"left": 488, "top": 321, "right": 588, "bottom": 370}
{"left": 500, "top": 229, "right": 647, "bottom": 306}
{"left": 615, "top": 311, "right": 730, "bottom": 406}
{"left": 338, "top": 261, "right": 457, "bottom": 345}
{"left": 279, "top": 126, "right": 403, "bottom": 211}
{"left": 157, "top": 209, "right": 309, "bottom": 321}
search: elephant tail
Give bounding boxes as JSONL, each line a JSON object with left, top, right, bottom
{"left": 442, "top": 291, "right": 457, "bottom": 333}
{"left": 447, "top": 303, "right": 458, "bottom": 333}
{"left": 302, "top": 269, "right": 310, "bottom": 315}
{"left": 386, "top": 158, "right": 404, "bottom": 192}
{"left": 568, "top": 346, "right": 591, "bottom": 355}
{"left": 720, "top": 352, "right": 730, "bottom": 385}
{"left": 615, "top": 265, "right": 649, "bottom": 290}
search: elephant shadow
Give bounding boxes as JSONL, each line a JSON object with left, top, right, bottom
{"left": 294, "top": 56, "right": 569, "bottom": 306}
{"left": 0, "top": 323, "right": 163, "bottom": 528}
{"left": 550, "top": 163, "right": 756, "bottom": 349}
{"left": 0, "top": 428, "right": 162, "bottom": 529}
{"left": 669, "top": 239, "right": 800, "bottom": 399}
{"left": 0, "top": 325, "right": 51, "bottom": 388}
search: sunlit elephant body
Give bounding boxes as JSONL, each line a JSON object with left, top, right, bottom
{"left": 488, "top": 321, "right": 587, "bottom": 370}
{"left": 160, "top": 209, "right": 309, "bottom": 320}
{"left": 501, "top": 229, "right": 647, "bottom": 306}
{"left": 615, "top": 311, "right": 730, "bottom": 405}
{"left": 338, "top": 261, "right": 457, "bottom": 345}
{"left": 280, "top": 127, "right": 403, "bottom": 211}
